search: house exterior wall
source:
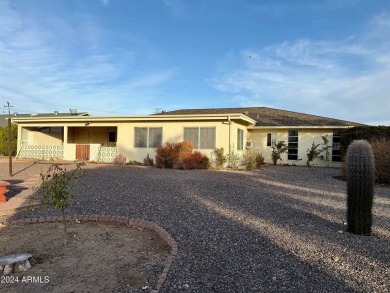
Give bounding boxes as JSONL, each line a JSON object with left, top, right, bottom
{"left": 117, "top": 120, "right": 238, "bottom": 163}
{"left": 248, "top": 128, "right": 340, "bottom": 166}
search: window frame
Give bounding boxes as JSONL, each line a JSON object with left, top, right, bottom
{"left": 287, "top": 130, "right": 299, "bottom": 160}
{"left": 237, "top": 129, "right": 244, "bottom": 151}
{"left": 134, "top": 127, "right": 163, "bottom": 148}
{"left": 183, "top": 127, "right": 216, "bottom": 149}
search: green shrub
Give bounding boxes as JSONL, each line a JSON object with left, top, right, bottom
{"left": 346, "top": 140, "right": 375, "bottom": 235}
{"left": 126, "top": 160, "right": 143, "bottom": 166}
{"left": 212, "top": 147, "right": 227, "bottom": 168}
{"left": 271, "top": 141, "right": 288, "bottom": 165}
{"left": 370, "top": 138, "right": 390, "bottom": 184}
{"left": 243, "top": 150, "right": 257, "bottom": 171}
{"left": 340, "top": 126, "right": 390, "bottom": 184}
{"left": 143, "top": 154, "right": 154, "bottom": 166}
{"left": 255, "top": 153, "right": 265, "bottom": 168}
{"left": 0, "top": 124, "right": 17, "bottom": 156}
{"left": 155, "top": 142, "right": 209, "bottom": 170}
{"left": 37, "top": 163, "right": 84, "bottom": 234}
{"left": 340, "top": 126, "right": 390, "bottom": 158}
{"left": 306, "top": 142, "right": 321, "bottom": 167}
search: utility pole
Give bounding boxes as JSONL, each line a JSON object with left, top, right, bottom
{"left": 4, "top": 101, "right": 13, "bottom": 176}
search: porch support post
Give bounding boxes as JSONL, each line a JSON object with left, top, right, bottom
{"left": 63, "top": 126, "right": 68, "bottom": 144}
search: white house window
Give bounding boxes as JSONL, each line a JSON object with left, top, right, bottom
{"left": 288, "top": 130, "right": 299, "bottom": 160}
{"left": 134, "top": 127, "right": 162, "bottom": 148}
{"left": 184, "top": 127, "right": 215, "bottom": 149}
{"left": 237, "top": 129, "right": 244, "bottom": 150}
{"left": 267, "top": 133, "right": 276, "bottom": 147}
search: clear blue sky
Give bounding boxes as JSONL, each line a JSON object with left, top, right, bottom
{"left": 1, "top": 0, "right": 389, "bottom": 125}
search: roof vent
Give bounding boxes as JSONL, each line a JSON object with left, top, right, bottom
{"left": 54, "top": 110, "right": 59, "bottom": 115}
{"left": 70, "top": 108, "right": 78, "bottom": 115}
{"left": 31, "top": 113, "right": 38, "bottom": 116}
{"left": 13, "top": 112, "right": 18, "bottom": 116}
{"left": 243, "top": 111, "right": 249, "bottom": 115}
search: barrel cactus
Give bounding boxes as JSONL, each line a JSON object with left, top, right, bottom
{"left": 346, "top": 140, "right": 375, "bottom": 235}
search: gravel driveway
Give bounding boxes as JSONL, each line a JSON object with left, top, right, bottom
{"left": 2, "top": 163, "right": 390, "bottom": 292}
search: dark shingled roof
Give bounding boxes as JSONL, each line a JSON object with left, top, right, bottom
{"left": 157, "top": 107, "right": 364, "bottom": 127}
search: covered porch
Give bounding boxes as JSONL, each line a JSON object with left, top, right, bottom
{"left": 16, "top": 126, "right": 117, "bottom": 162}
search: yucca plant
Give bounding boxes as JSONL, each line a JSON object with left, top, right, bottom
{"left": 346, "top": 140, "right": 375, "bottom": 235}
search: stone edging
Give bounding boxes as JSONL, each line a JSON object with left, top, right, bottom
{"left": 0, "top": 214, "right": 178, "bottom": 293}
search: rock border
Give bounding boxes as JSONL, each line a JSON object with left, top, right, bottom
{"left": 0, "top": 214, "right": 178, "bottom": 293}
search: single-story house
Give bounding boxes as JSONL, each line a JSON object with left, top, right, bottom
{"left": 11, "top": 107, "right": 363, "bottom": 166}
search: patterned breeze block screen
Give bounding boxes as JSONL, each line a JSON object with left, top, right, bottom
{"left": 97, "top": 147, "right": 117, "bottom": 163}
{"left": 18, "top": 145, "right": 64, "bottom": 160}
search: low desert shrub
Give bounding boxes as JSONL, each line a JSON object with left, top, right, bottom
{"left": 212, "top": 147, "right": 227, "bottom": 168}
{"left": 181, "top": 151, "right": 210, "bottom": 170}
{"left": 255, "top": 153, "right": 265, "bottom": 168}
{"left": 226, "top": 148, "right": 241, "bottom": 169}
{"left": 126, "top": 160, "right": 143, "bottom": 166}
{"left": 155, "top": 141, "right": 209, "bottom": 170}
{"left": 114, "top": 154, "right": 126, "bottom": 165}
{"left": 370, "top": 138, "right": 390, "bottom": 184}
{"left": 143, "top": 154, "right": 154, "bottom": 166}
{"left": 243, "top": 150, "right": 257, "bottom": 171}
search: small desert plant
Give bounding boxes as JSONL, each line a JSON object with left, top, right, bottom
{"left": 114, "top": 153, "right": 126, "bottom": 165}
{"left": 255, "top": 153, "right": 265, "bottom": 169}
{"left": 306, "top": 142, "right": 321, "bottom": 167}
{"left": 243, "top": 150, "right": 257, "bottom": 171}
{"left": 319, "top": 135, "right": 332, "bottom": 166}
{"left": 143, "top": 154, "right": 154, "bottom": 166}
{"left": 226, "top": 148, "right": 241, "bottom": 169}
{"left": 126, "top": 160, "right": 143, "bottom": 166}
{"left": 271, "top": 141, "right": 288, "bottom": 165}
{"left": 346, "top": 140, "right": 375, "bottom": 236}
{"left": 37, "top": 163, "right": 84, "bottom": 233}
{"left": 212, "top": 147, "right": 227, "bottom": 168}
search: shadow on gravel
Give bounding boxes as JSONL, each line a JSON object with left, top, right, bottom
{"left": 12, "top": 161, "right": 37, "bottom": 176}
{"left": 4, "top": 179, "right": 28, "bottom": 200}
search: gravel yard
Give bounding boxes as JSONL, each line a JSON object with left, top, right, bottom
{"left": 1, "top": 162, "right": 390, "bottom": 292}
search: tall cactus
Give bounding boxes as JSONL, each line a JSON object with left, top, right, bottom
{"left": 346, "top": 140, "right": 375, "bottom": 235}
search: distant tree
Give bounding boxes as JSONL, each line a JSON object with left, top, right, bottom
{"left": 0, "top": 124, "right": 17, "bottom": 156}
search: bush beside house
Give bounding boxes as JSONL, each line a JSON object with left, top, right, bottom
{"left": 340, "top": 126, "right": 390, "bottom": 184}
{"left": 155, "top": 142, "right": 210, "bottom": 170}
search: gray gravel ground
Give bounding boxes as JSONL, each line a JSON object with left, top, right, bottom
{"left": 1, "top": 162, "right": 390, "bottom": 292}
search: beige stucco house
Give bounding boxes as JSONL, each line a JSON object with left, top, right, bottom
{"left": 11, "top": 107, "right": 362, "bottom": 166}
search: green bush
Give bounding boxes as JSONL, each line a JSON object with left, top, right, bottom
{"left": 212, "top": 147, "right": 227, "bottom": 168}
{"left": 155, "top": 142, "right": 209, "bottom": 170}
{"left": 340, "top": 126, "right": 390, "bottom": 184}
{"left": 370, "top": 138, "right": 390, "bottom": 184}
{"left": 271, "top": 141, "right": 288, "bottom": 165}
{"left": 0, "top": 124, "right": 17, "bottom": 156}
{"left": 306, "top": 142, "right": 321, "bottom": 167}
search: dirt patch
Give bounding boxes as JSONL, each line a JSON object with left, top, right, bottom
{"left": 0, "top": 221, "right": 170, "bottom": 292}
